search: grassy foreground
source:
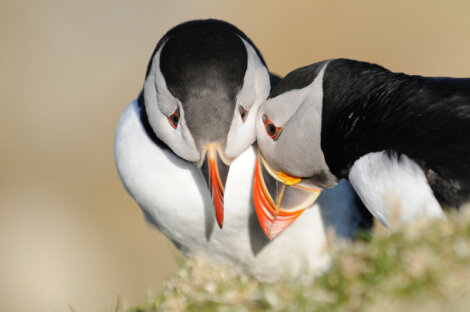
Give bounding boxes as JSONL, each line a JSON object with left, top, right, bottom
{"left": 130, "top": 207, "right": 470, "bottom": 312}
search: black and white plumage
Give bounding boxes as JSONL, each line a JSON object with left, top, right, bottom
{"left": 140, "top": 19, "right": 273, "bottom": 227}
{"left": 115, "top": 21, "right": 367, "bottom": 280}
{"left": 256, "top": 58, "right": 470, "bottom": 229}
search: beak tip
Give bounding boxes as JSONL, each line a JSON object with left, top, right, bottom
{"left": 216, "top": 216, "right": 224, "bottom": 229}
{"left": 214, "top": 201, "right": 224, "bottom": 229}
{"left": 263, "top": 225, "right": 282, "bottom": 241}
{"left": 265, "top": 232, "right": 275, "bottom": 241}
{"left": 201, "top": 145, "right": 228, "bottom": 230}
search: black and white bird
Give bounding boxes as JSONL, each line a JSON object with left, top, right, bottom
{"left": 115, "top": 21, "right": 366, "bottom": 281}
{"left": 255, "top": 58, "right": 470, "bottom": 233}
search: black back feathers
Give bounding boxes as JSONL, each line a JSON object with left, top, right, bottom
{"left": 319, "top": 59, "right": 470, "bottom": 206}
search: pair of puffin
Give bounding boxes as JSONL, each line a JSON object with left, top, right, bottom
{"left": 114, "top": 19, "right": 368, "bottom": 281}
{"left": 255, "top": 58, "right": 470, "bottom": 236}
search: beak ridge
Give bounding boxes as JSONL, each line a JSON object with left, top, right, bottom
{"left": 199, "top": 145, "right": 230, "bottom": 228}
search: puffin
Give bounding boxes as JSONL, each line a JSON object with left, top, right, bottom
{"left": 115, "top": 21, "right": 368, "bottom": 281}
{"left": 254, "top": 58, "right": 470, "bottom": 235}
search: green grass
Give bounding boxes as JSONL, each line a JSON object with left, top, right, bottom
{"left": 130, "top": 207, "right": 470, "bottom": 312}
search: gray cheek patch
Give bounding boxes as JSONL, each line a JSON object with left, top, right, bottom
{"left": 142, "top": 43, "right": 200, "bottom": 162}
{"left": 263, "top": 63, "right": 335, "bottom": 181}
{"left": 261, "top": 91, "right": 301, "bottom": 127}
{"left": 273, "top": 95, "right": 323, "bottom": 177}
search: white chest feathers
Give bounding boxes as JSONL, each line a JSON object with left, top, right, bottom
{"left": 349, "top": 151, "right": 444, "bottom": 228}
{"left": 115, "top": 100, "right": 365, "bottom": 281}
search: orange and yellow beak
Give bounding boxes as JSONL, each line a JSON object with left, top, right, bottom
{"left": 199, "top": 144, "right": 231, "bottom": 228}
{"left": 253, "top": 151, "right": 322, "bottom": 240}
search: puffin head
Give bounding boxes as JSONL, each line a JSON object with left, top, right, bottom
{"left": 143, "top": 19, "right": 271, "bottom": 228}
{"left": 254, "top": 61, "right": 338, "bottom": 239}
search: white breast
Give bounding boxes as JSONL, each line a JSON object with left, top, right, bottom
{"left": 349, "top": 151, "right": 444, "bottom": 228}
{"left": 115, "top": 100, "right": 364, "bottom": 281}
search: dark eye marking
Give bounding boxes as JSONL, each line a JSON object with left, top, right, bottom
{"left": 262, "top": 114, "right": 283, "bottom": 141}
{"left": 239, "top": 105, "right": 248, "bottom": 123}
{"left": 168, "top": 108, "right": 180, "bottom": 129}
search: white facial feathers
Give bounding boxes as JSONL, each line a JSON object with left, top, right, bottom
{"left": 144, "top": 43, "right": 200, "bottom": 162}
{"left": 260, "top": 62, "right": 328, "bottom": 128}
{"left": 144, "top": 37, "right": 270, "bottom": 162}
{"left": 224, "top": 37, "right": 270, "bottom": 158}
{"left": 255, "top": 63, "right": 330, "bottom": 177}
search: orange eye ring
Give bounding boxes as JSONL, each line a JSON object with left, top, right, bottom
{"left": 262, "top": 114, "right": 283, "bottom": 141}
{"left": 239, "top": 105, "right": 249, "bottom": 123}
{"left": 168, "top": 108, "right": 180, "bottom": 129}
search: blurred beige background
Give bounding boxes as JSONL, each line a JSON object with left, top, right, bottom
{"left": 1, "top": 0, "right": 470, "bottom": 311}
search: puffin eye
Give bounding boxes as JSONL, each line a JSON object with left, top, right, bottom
{"left": 168, "top": 108, "right": 180, "bottom": 129}
{"left": 239, "top": 105, "right": 248, "bottom": 123}
{"left": 263, "top": 114, "right": 283, "bottom": 141}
